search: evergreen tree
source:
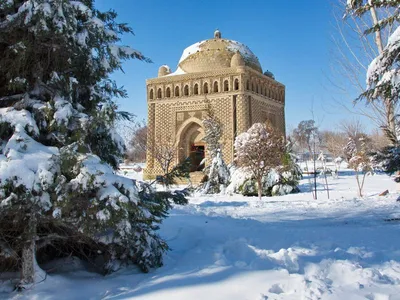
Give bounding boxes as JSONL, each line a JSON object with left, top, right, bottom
{"left": 347, "top": 1, "right": 400, "bottom": 175}
{"left": 0, "top": 0, "right": 168, "bottom": 287}
{"left": 346, "top": 1, "right": 400, "bottom": 137}
{"left": 371, "top": 119, "right": 400, "bottom": 174}
{"left": 200, "top": 110, "right": 229, "bottom": 194}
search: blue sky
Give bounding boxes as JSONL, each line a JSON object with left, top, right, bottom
{"left": 96, "top": 0, "right": 372, "bottom": 132}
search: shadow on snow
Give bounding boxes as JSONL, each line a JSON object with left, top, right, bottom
{"left": 100, "top": 207, "right": 400, "bottom": 299}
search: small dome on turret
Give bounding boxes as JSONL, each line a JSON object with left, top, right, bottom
{"left": 231, "top": 50, "right": 245, "bottom": 67}
{"left": 158, "top": 65, "right": 171, "bottom": 77}
{"left": 214, "top": 29, "right": 221, "bottom": 39}
{"left": 263, "top": 70, "right": 275, "bottom": 79}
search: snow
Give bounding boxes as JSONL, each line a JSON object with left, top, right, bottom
{"left": 109, "top": 45, "right": 143, "bottom": 61}
{"left": 120, "top": 46, "right": 143, "bottom": 57}
{"left": 0, "top": 108, "right": 39, "bottom": 135}
{"left": 70, "top": 1, "right": 91, "bottom": 16}
{"left": 2, "top": 167, "right": 400, "bottom": 299}
{"left": 0, "top": 124, "right": 58, "bottom": 194}
{"left": 105, "top": 29, "right": 117, "bottom": 38}
{"left": 366, "top": 22, "right": 400, "bottom": 96}
{"left": 166, "top": 66, "right": 186, "bottom": 77}
{"left": 178, "top": 40, "right": 206, "bottom": 63}
{"left": 119, "top": 163, "right": 145, "bottom": 181}
{"left": 178, "top": 39, "right": 257, "bottom": 65}
{"left": 53, "top": 95, "right": 74, "bottom": 126}
{"left": 90, "top": 17, "right": 104, "bottom": 28}
{"left": 225, "top": 40, "right": 257, "bottom": 61}
{"left": 69, "top": 155, "right": 138, "bottom": 206}
{"left": 388, "top": 25, "right": 400, "bottom": 48}
{"left": 76, "top": 28, "right": 88, "bottom": 46}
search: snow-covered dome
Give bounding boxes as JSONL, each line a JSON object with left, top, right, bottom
{"left": 158, "top": 65, "right": 171, "bottom": 77}
{"left": 178, "top": 31, "right": 262, "bottom": 74}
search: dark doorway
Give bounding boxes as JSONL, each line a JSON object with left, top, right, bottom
{"left": 189, "top": 145, "right": 205, "bottom": 172}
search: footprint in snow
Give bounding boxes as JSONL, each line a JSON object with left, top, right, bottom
{"left": 268, "top": 283, "right": 284, "bottom": 294}
{"left": 365, "top": 293, "right": 391, "bottom": 300}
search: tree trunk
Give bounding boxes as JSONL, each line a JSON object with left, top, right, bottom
{"left": 19, "top": 213, "right": 45, "bottom": 287}
{"left": 369, "top": 7, "right": 384, "bottom": 54}
{"left": 360, "top": 172, "right": 367, "bottom": 197}
{"left": 312, "top": 144, "right": 317, "bottom": 200}
{"left": 257, "top": 177, "right": 262, "bottom": 200}
{"left": 305, "top": 159, "right": 313, "bottom": 196}
{"left": 324, "top": 172, "right": 330, "bottom": 199}
{"left": 355, "top": 172, "right": 362, "bottom": 197}
{"left": 21, "top": 238, "right": 36, "bottom": 285}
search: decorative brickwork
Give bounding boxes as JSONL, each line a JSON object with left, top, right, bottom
{"left": 143, "top": 31, "right": 286, "bottom": 179}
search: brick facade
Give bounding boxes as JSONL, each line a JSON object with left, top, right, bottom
{"left": 144, "top": 31, "right": 285, "bottom": 179}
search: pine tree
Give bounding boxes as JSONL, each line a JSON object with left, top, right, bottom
{"left": 347, "top": 1, "right": 400, "bottom": 175}
{"left": 346, "top": 1, "right": 400, "bottom": 137}
{"left": 0, "top": 0, "right": 168, "bottom": 287}
{"left": 371, "top": 118, "right": 400, "bottom": 174}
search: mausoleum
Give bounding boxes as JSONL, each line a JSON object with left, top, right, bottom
{"left": 144, "top": 30, "right": 285, "bottom": 179}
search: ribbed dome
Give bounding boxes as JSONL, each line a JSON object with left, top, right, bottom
{"left": 178, "top": 32, "right": 262, "bottom": 74}
{"left": 231, "top": 50, "right": 245, "bottom": 67}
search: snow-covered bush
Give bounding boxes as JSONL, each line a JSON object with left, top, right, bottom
{"left": 234, "top": 122, "right": 286, "bottom": 199}
{"left": 0, "top": 0, "right": 173, "bottom": 286}
{"left": 226, "top": 164, "right": 301, "bottom": 197}
{"left": 226, "top": 146, "right": 301, "bottom": 198}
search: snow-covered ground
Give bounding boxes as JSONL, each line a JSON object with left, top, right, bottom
{"left": 2, "top": 169, "right": 400, "bottom": 300}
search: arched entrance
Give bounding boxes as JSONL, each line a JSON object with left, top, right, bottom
{"left": 177, "top": 118, "right": 206, "bottom": 172}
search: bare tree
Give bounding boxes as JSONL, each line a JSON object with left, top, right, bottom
{"left": 145, "top": 134, "right": 191, "bottom": 190}
{"left": 340, "top": 119, "right": 364, "bottom": 140}
{"left": 340, "top": 119, "right": 373, "bottom": 162}
{"left": 234, "top": 122, "right": 285, "bottom": 200}
{"left": 127, "top": 125, "right": 147, "bottom": 163}
{"left": 369, "top": 128, "right": 390, "bottom": 152}
{"left": 152, "top": 135, "right": 177, "bottom": 182}
{"left": 320, "top": 130, "right": 347, "bottom": 159}
{"left": 317, "top": 151, "right": 330, "bottom": 199}
{"left": 348, "top": 140, "right": 374, "bottom": 197}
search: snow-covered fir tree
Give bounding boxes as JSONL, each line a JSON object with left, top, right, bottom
{"left": 347, "top": 1, "right": 400, "bottom": 174}
{"left": 0, "top": 0, "right": 170, "bottom": 287}
{"left": 346, "top": 0, "right": 400, "bottom": 138}
{"left": 199, "top": 110, "right": 229, "bottom": 194}
{"left": 372, "top": 117, "right": 400, "bottom": 174}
